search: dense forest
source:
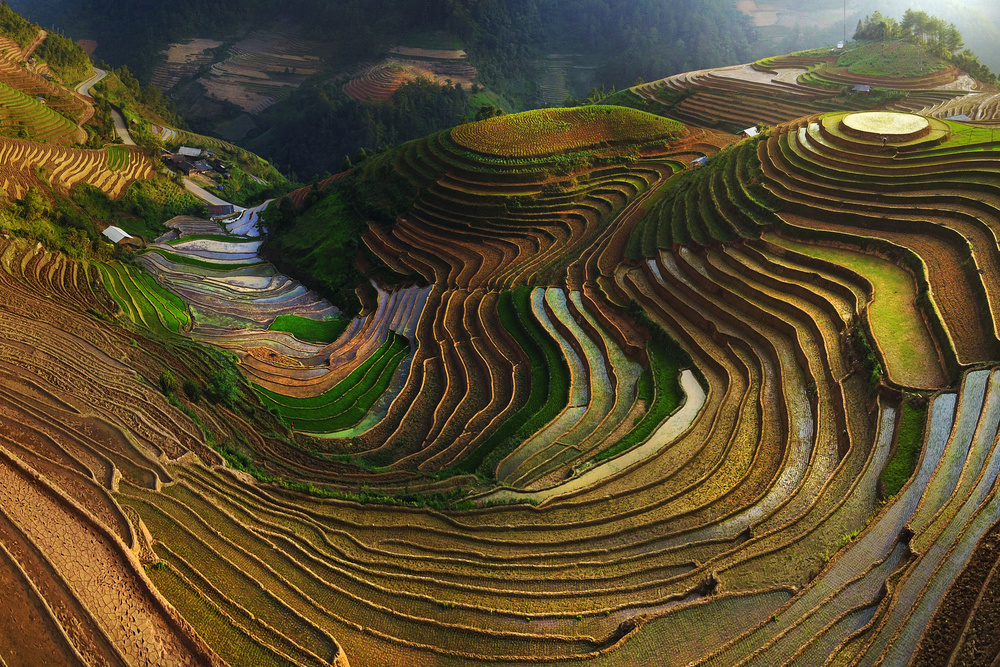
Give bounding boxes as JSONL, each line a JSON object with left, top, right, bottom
{"left": 248, "top": 78, "right": 473, "bottom": 180}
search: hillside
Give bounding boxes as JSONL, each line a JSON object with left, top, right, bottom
{"left": 8, "top": 4, "right": 1000, "bottom": 666}
{"left": 8, "top": 0, "right": 757, "bottom": 178}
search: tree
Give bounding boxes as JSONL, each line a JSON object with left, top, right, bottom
{"left": 19, "top": 187, "right": 50, "bottom": 221}
{"left": 474, "top": 104, "right": 505, "bottom": 121}
{"left": 854, "top": 11, "right": 899, "bottom": 41}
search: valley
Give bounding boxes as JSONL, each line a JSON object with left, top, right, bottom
{"left": 2, "top": 3, "right": 1000, "bottom": 666}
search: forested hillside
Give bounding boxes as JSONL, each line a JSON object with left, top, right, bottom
{"left": 12, "top": 0, "right": 754, "bottom": 91}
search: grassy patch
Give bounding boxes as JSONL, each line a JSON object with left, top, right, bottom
{"left": 768, "top": 235, "right": 945, "bottom": 389}
{"left": 451, "top": 106, "right": 683, "bottom": 158}
{"left": 836, "top": 41, "right": 948, "bottom": 78}
{"left": 881, "top": 399, "right": 929, "bottom": 497}
{"left": 97, "top": 261, "right": 191, "bottom": 334}
{"left": 267, "top": 314, "right": 348, "bottom": 344}
{"left": 72, "top": 178, "right": 206, "bottom": 240}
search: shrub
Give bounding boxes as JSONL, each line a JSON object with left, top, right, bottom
{"left": 206, "top": 368, "right": 242, "bottom": 406}
{"left": 158, "top": 370, "right": 177, "bottom": 395}
{"left": 182, "top": 378, "right": 202, "bottom": 403}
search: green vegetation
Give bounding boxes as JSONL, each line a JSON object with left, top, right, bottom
{"left": 0, "top": 81, "right": 79, "bottom": 144}
{"left": 854, "top": 10, "right": 996, "bottom": 85}
{"left": 105, "top": 146, "right": 128, "bottom": 171}
{"left": 71, "top": 179, "right": 205, "bottom": 240}
{"left": 97, "top": 261, "right": 192, "bottom": 334}
{"left": 159, "top": 369, "right": 178, "bottom": 395}
{"left": 769, "top": 236, "right": 946, "bottom": 390}
{"left": 256, "top": 334, "right": 409, "bottom": 433}
{"left": 451, "top": 106, "right": 683, "bottom": 159}
{"left": 267, "top": 314, "right": 348, "bottom": 344}
{"left": 158, "top": 125, "right": 287, "bottom": 197}
{"left": 880, "top": 398, "right": 929, "bottom": 497}
{"left": 449, "top": 288, "right": 571, "bottom": 480}
{"left": 836, "top": 41, "right": 948, "bottom": 78}
{"left": 0, "top": 1, "right": 38, "bottom": 46}
{"left": 33, "top": 30, "right": 91, "bottom": 82}
{"left": 261, "top": 178, "right": 401, "bottom": 315}
{"left": 182, "top": 377, "right": 202, "bottom": 402}
{"left": 595, "top": 345, "right": 681, "bottom": 462}
{"left": 207, "top": 365, "right": 243, "bottom": 406}
{"left": 592, "top": 302, "right": 694, "bottom": 462}
{"left": 629, "top": 138, "right": 779, "bottom": 257}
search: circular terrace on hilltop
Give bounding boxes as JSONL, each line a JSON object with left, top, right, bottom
{"left": 840, "top": 111, "right": 931, "bottom": 142}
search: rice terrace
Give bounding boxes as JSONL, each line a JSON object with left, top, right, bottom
{"left": 8, "top": 1, "right": 1000, "bottom": 665}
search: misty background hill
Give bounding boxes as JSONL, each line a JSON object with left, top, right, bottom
{"left": 748, "top": 0, "right": 1000, "bottom": 71}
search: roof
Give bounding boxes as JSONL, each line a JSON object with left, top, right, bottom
{"left": 742, "top": 127, "right": 760, "bottom": 138}
{"left": 852, "top": 84, "right": 872, "bottom": 92}
{"left": 101, "top": 226, "right": 133, "bottom": 244}
{"left": 193, "top": 159, "right": 213, "bottom": 171}
{"left": 177, "top": 146, "right": 202, "bottom": 158}
{"left": 691, "top": 156, "right": 709, "bottom": 166}
{"left": 945, "top": 114, "right": 971, "bottom": 121}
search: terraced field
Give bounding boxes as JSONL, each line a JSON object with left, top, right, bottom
{"left": 0, "top": 136, "right": 153, "bottom": 198}
{"left": 0, "top": 34, "right": 91, "bottom": 134}
{"left": 629, "top": 40, "right": 983, "bottom": 133}
{"left": 11, "top": 45, "right": 1000, "bottom": 666}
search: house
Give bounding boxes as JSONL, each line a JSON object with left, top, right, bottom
{"left": 192, "top": 159, "right": 214, "bottom": 173}
{"left": 177, "top": 146, "right": 202, "bottom": 159}
{"left": 852, "top": 84, "right": 872, "bottom": 94}
{"left": 208, "top": 204, "right": 236, "bottom": 218}
{"left": 741, "top": 126, "right": 760, "bottom": 139}
{"left": 691, "top": 156, "right": 709, "bottom": 167}
{"left": 172, "top": 158, "right": 198, "bottom": 176}
{"left": 836, "top": 41, "right": 844, "bottom": 50}
{"left": 101, "top": 226, "right": 133, "bottom": 244}
{"left": 945, "top": 114, "right": 971, "bottom": 121}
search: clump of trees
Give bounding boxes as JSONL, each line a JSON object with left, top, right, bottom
{"left": 854, "top": 10, "right": 996, "bottom": 85}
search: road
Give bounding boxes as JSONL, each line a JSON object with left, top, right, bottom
{"left": 110, "top": 107, "right": 136, "bottom": 146}
{"left": 75, "top": 67, "right": 136, "bottom": 146}
{"left": 78, "top": 66, "right": 235, "bottom": 208}
{"left": 183, "top": 179, "right": 236, "bottom": 207}
{"left": 75, "top": 67, "right": 106, "bottom": 97}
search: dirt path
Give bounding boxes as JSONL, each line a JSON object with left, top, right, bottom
{"left": 22, "top": 29, "right": 46, "bottom": 60}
